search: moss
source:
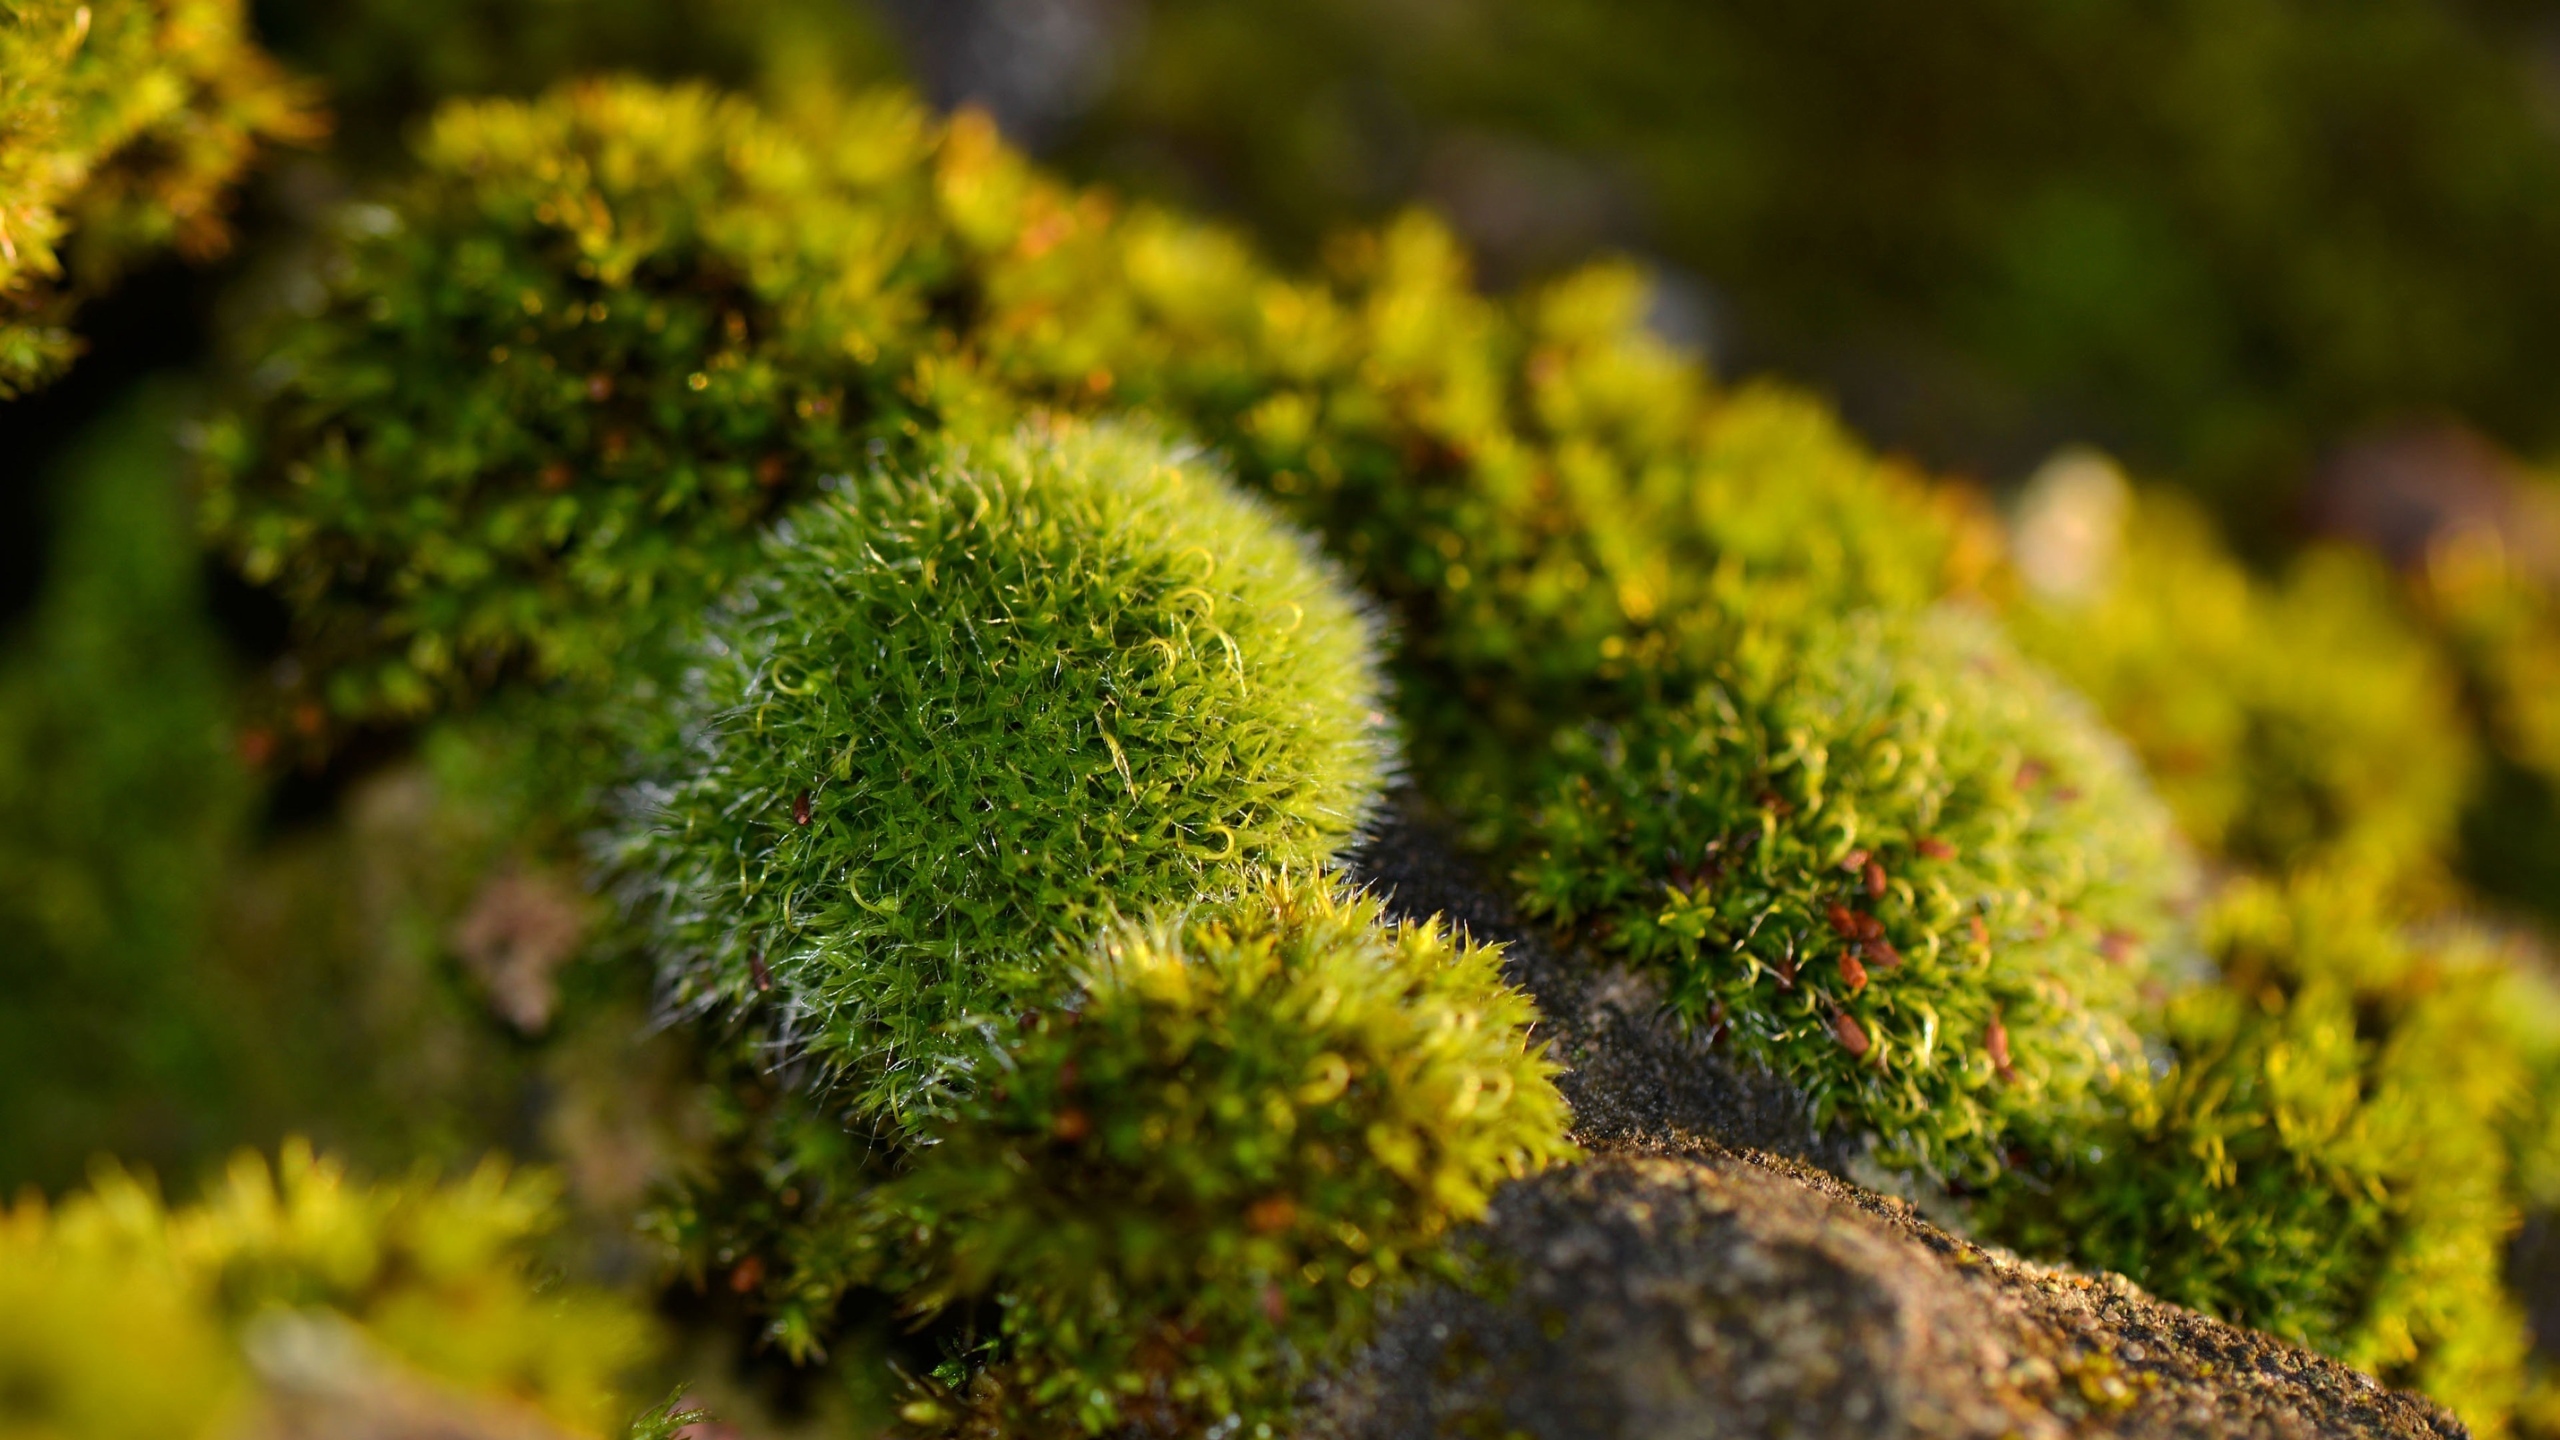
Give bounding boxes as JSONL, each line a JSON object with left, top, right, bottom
{"left": 0, "top": 0, "right": 318, "bottom": 392}
{"left": 0, "top": 1140, "right": 657, "bottom": 1438}
{"left": 196, "top": 70, "right": 2552, "bottom": 1434}
{"left": 1979, "top": 871, "right": 2544, "bottom": 1437}
{"left": 197, "top": 79, "right": 963, "bottom": 728}
{"left": 1509, "top": 604, "right": 2185, "bottom": 1179}
{"left": 860, "top": 874, "right": 1574, "bottom": 1437}
{"left": 615, "top": 421, "right": 1390, "bottom": 1130}
{"left": 212, "top": 69, "right": 2139, "bottom": 1195}
{"left": 201, "top": 80, "right": 1989, "bottom": 760}
{"left": 2009, "top": 470, "right": 2476, "bottom": 889}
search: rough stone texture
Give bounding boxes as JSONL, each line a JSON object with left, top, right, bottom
{"left": 1331, "top": 794, "right": 2466, "bottom": 1439}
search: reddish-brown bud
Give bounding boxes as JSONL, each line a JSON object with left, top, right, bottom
{"left": 1837, "top": 948, "right": 1869, "bottom": 994}
{"left": 1830, "top": 1006, "right": 1871, "bottom": 1057}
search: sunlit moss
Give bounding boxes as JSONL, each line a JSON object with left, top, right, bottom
{"left": 0, "top": 1141, "right": 656, "bottom": 1438}
{"left": 856, "top": 876, "right": 1573, "bottom": 1437}
{"left": 1511, "top": 604, "right": 2186, "bottom": 1179}
{"left": 2010, "top": 467, "right": 2475, "bottom": 889}
{"left": 0, "top": 0, "right": 318, "bottom": 392}
{"left": 196, "top": 72, "right": 2560, "bottom": 1438}
{"left": 1980, "top": 871, "right": 2549, "bottom": 1437}
{"left": 615, "top": 422, "right": 1390, "bottom": 1130}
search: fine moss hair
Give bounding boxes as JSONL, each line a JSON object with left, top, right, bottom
{"left": 869, "top": 873, "right": 1575, "bottom": 1438}
{"left": 1511, "top": 604, "right": 2186, "bottom": 1179}
{"left": 618, "top": 421, "right": 1392, "bottom": 1128}
{"left": 0, "top": 1140, "right": 657, "bottom": 1439}
{"left": 1979, "top": 871, "right": 2548, "bottom": 1437}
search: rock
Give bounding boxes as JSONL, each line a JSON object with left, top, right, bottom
{"left": 1304, "top": 1148, "right": 2460, "bottom": 1440}
{"left": 1335, "top": 795, "right": 2466, "bottom": 1439}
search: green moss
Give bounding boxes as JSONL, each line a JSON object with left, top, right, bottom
{"left": 0, "top": 1140, "right": 656, "bottom": 1438}
{"left": 2010, "top": 470, "right": 2475, "bottom": 889}
{"left": 616, "top": 421, "right": 1390, "bottom": 1129}
{"left": 198, "top": 79, "right": 956, "bottom": 728}
{"left": 1510, "top": 604, "right": 2185, "bottom": 1179}
{"left": 1980, "top": 871, "right": 2542, "bottom": 1436}
{"left": 201, "top": 80, "right": 1987, "bottom": 763}
{"left": 0, "top": 0, "right": 317, "bottom": 392}
{"left": 206, "top": 72, "right": 2556, "bottom": 1432}
{"left": 207, "top": 71, "right": 2139, "bottom": 1186}
{"left": 865, "top": 874, "right": 1574, "bottom": 1437}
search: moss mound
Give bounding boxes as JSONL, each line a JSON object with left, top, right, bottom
{"left": 870, "top": 874, "right": 1574, "bottom": 1437}
{"left": 618, "top": 421, "right": 1390, "bottom": 1128}
{"left": 198, "top": 80, "right": 955, "bottom": 725}
{"left": 1512, "top": 604, "right": 2186, "bottom": 1179}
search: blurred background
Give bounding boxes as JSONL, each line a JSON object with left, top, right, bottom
{"left": 18, "top": 0, "right": 2560, "bottom": 1397}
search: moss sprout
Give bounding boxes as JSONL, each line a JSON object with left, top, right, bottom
{"left": 863, "top": 873, "right": 1573, "bottom": 1437}
{"left": 1510, "top": 604, "right": 2185, "bottom": 1179}
{"left": 0, "top": 1140, "right": 656, "bottom": 1438}
{"left": 618, "top": 421, "right": 1390, "bottom": 1128}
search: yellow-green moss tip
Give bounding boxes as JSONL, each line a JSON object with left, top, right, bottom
{"left": 873, "top": 873, "right": 1575, "bottom": 1437}
{"left": 0, "top": 0, "right": 317, "bottom": 393}
{"left": 0, "top": 1140, "right": 656, "bottom": 1439}
{"left": 618, "top": 421, "right": 1392, "bottom": 1128}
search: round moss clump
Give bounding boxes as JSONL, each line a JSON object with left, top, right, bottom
{"left": 873, "top": 874, "right": 1575, "bottom": 1438}
{"left": 621, "top": 421, "right": 1392, "bottom": 1127}
{"left": 1514, "top": 605, "right": 2187, "bottom": 1179}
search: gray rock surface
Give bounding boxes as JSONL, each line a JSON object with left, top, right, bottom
{"left": 1334, "top": 795, "right": 2466, "bottom": 1439}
